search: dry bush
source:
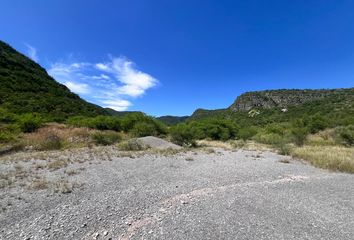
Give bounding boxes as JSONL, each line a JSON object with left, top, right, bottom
{"left": 30, "top": 178, "right": 49, "bottom": 190}
{"left": 64, "top": 169, "right": 79, "bottom": 176}
{"left": 306, "top": 129, "right": 337, "bottom": 146}
{"left": 292, "top": 146, "right": 354, "bottom": 173}
{"left": 54, "top": 180, "right": 73, "bottom": 194}
{"left": 118, "top": 139, "right": 148, "bottom": 151}
{"left": 21, "top": 124, "right": 94, "bottom": 150}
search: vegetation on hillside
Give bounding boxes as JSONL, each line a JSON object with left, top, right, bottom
{"left": 0, "top": 40, "right": 107, "bottom": 120}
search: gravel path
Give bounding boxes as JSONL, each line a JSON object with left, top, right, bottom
{"left": 1, "top": 148, "right": 353, "bottom": 239}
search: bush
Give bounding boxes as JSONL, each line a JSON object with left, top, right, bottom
{"left": 237, "top": 127, "right": 258, "bottom": 140}
{"left": 335, "top": 125, "right": 354, "bottom": 146}
{"left": 67, "top": 113, "right": 167, "bottom": 136}
{"left": 170, "top": 119, "right": 238, "bottom": 144}
{"left": 131, "top": 122, "right": 157, "bottom": 137}
{"left": 0, "top": 124, "right": 20, "bottom": 143}
{"left": 291, "top": 128, "right": 308, "bottom": 146}
{"left": 253, "top": 132, "right": 284, "bottom": 145}
{"left": 40, "top": 133, "right": 63, "bottom": 150}
{"left": 17, "top": 113, "right": 42, "bottom": 133}
{"left": 91, "top": 131, "right": 122, "bottom": 146}
{"left": 275, "top": 142, "right": 292, "bottom": 155}
{"left": 169, "top": 124, "right": 196, "bottom": 146}
{"left": 307, "top": 115, "right": 328, "bottom": 134}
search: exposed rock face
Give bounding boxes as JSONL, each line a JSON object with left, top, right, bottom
{"left": 229, "top": 89, "right": 339, "bottom": 111}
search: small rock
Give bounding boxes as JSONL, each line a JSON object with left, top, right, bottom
{"left": 103, "top": 231, "right": 108, "bottom": 236}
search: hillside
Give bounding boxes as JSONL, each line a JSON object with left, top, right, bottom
{"left": 229, "top": 89, "right": 349, "bottom": 111}
{"left": 0, "top": 40, "right": 107, "bottom": 120}
{"left": 190, "top": 88, "right": 354, "bottom": 127}
{"left": 156, "top": 115, "right": 189, "bottom": 125}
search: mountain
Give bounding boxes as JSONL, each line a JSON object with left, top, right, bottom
{"left": 156, "top": 115, "right": 189, "bottom": 125}
{"left": 104, "top": 108, "right": 144, "bottom": 116}
{"left": 0, "top": 40, "right": 108, "bottom": 119}
{"left": 190, "top": 88, "right": 354, "bottom": 126}
{"left": 229, "top": 89, "right": 348, "bottom": 111}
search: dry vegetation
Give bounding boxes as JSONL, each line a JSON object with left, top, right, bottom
{"left": 292, "top": 146, "right": 354, "bottom": 173}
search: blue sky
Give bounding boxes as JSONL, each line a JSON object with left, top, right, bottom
{"left": 1, "top": 0, "right": 354, "bottom": 116}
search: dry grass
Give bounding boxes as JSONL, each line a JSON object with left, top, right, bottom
{"left": 21, "top": 124, "right": 94, "bottom": 150}
{"left": 64, "top": 169, "right": 79, "bottom": 176}
{"left": 306, "top": 129, "right": 338, "bottom": 146}
{"left": 292, "top": 146, "right": 354, "bottom": 173}
{"left": 279, "top": 159, "right": 291, "bottom": 164}
{"left": 30, "top": 178, "right": 49, "bottom": 190}
{"left": 54, "top": 180, "right": 73, "bottom": 194}
{"left": 197, "top": 140, "right": 233, "bottom": 149}
{"left": 47, "top": 159, "right": 68, "bottom": 170}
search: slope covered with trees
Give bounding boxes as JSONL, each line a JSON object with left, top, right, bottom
{"left": 0, "top": 40, "right": 107, "bottom": 120}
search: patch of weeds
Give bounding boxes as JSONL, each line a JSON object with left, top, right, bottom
{"left": 118, "top": 139, "right": 148, "bottom": 151}
{"left": 54, "top": 180, "right": 73, "bottom": 194}
{"left": 40, "top": 133, "right": 63, "bottom": 150}
{"left": 155, "top": 148, "right": 181, "bottom": 156}
{"left": 231, "top": 140, "right": 246, "bottom": 149}
{"left": 91, "top": 131, "right": 122, "bottom": 146}
{"left": 274, "top": 142, "right": 292, "bottom": 156}
{"left": 30, "top": 178, "right": 49, "bottom": 190}
{"left": 48, "top": 159, "right": 68, "bottom": 170}
{"left": 64, "top": 169, "right": 79, "bottom": 176}
{"left": 279, "top": 159, "right": 291, "bottom": 164}
{"left": 206, "top": 148, "right": 216, "bottom": 154}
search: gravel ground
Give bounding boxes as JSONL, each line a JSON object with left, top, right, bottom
{"left": 0, "top": 147, "right": 353, "bottom": 240}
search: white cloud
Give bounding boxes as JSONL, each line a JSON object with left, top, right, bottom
{"left": 25, "top": 44, "right": 39, "bottom": 62}
{"left": 102, "top": 99, "right": 132, "bottom": 111}
{"left": 47, "top": 56, "right": 158, "bottom": 111}
{"left": 64, "top": 81, "right": 90, "bottom": 94}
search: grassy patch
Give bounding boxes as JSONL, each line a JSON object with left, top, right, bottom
{"left": 48, "top": 159, "right": 68, "bottom": 170}
{"left": 292, "top": 146, "right": 354, "bottom": 173}
{"left": 30, "top": 178, "right": 49, "bottom": 190}
{"left": 90, "top": 131, "right": 122, "bottom": 146}
{"left": 118, "top": 139, "right": 148, "bottom": 151}
{"left": 54, "top": 180, "right": 73, "bottom": 194}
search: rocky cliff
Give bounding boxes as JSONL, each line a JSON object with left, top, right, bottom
{"left": 228, "top": 89, "right": 347, "bottom": 111}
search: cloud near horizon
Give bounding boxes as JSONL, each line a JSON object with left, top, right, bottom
{"left": 48, "top": 57, "right": 158, "bottom": 111}
{"left": 25, "top": 44, "right": 39, "bottom": 62}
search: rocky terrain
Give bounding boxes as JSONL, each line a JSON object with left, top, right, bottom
{"left": 1, "top": 144, "right": 353, "bottom": 240}
{"left": 228, "top": 89, "right": 350, "bottom": 111}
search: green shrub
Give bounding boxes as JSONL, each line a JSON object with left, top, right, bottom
{"left": 91, "top": 131, "right": 122, "bottom": 145}
{"left": 335, "top": 125, "right": 354, "bottom": 146}
{"left": 237, "top": 127, "right": 258, "bottom": 140}
{"left": 275, "top": 142, "right": 292, "bottom": 156}
{"left": 0, "top": 124, "right": 20, "bottom": 143}
{"left": 131, "top": 122, "right": 157, "bottom": 137}
{"left": 253, "top": 132, "right": 284, "bottom": 145}
{"left": 307, "top": 115, "right": 328, "bottom": 134}
{"left": 17, "top": 113, "right": 42, "bottom": 133}
{"left": 170, "top": 124, "right": 196, "bottom": 146}
{"left": 169, "top": 119, "right": 239, "bottom": 145}
{"left": 291, "top": 128, "right": 308, "bottom": 146}
{"left": 67, "top": 113, "right": 167, "bottom": 136}
{"left": 0, "top": 108, "right": 16, "bottom": 123}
